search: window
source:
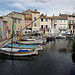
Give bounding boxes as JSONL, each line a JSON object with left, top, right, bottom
{"left": 72, "top": 16, "right": 75, "bottom": 18}
{"left": 69, "top": 16, "right": 71, "bottom": 17}
{"left": 27, "top": 19, "right": 29, "bottom": 23}
{"left": 14, "top": 19, "right": 17, "bottom": 23}
{"left": 72, "top": 20, "right": 74, "bottom": 24}
{"left": 34, "top": 13, "right": 36, "bottom": 14}
{"left": 41, "top": 25, "right": 43, "bottom": 29}
{"left": 34, "top": 17, "right": 36, "bottom": 21}
{"left": 73, "top": 26, "right": 75, "bottom": 29}
{"left": 18, "top": 19, "right": 20, "bottom": 24}
{"left": 25, "top": 31, "right": 27, "bottom": 33}
{"left": 64, "top": 20, "right": 66, "bottom": 23}
{"left": 46, "top": 25, "right": 48, "bottom": 28}
{"left": 4, "top": 22, "right": 6, "bottom": 29}
{"left": 69, "top": 20, "right": 71, "bottom": 23}
{"left": 34, "top": 23, "right": 36, "bottom": 27}
{"left": 45, "top": 19, "right": 48, "bottom": 22}
{"left": 41, "top": 19, "right": 43, "bottom": 22}
{"left": 69, "top": 26, "right": 71, "bottom": 29}
{"left": 28, "top": 31, "right": 30, "bottom": 33}
{"left": 55, "top": 19, "right": 57, "bottom": 23}
{"left": 60, "top": 20, "right": 62, "bottom": 23}
{"left": 54, "top": 25, "right": 56, "bottom": 29}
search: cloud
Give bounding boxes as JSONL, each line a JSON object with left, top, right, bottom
{"left": 0, "top": 0, "right": 75, "bottom": 16}
{"left": 32, "top": 0, "right": 50, "bottom": 3}
{"left": 0, "top": 10, "right": 12, "bottom": 16}
{"left": 9, "top": 3, "right": 25, "bottom": 10}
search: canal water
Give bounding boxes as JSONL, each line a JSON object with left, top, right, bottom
{"left": 0, "top": 39, "right": 75, "bottom": 75}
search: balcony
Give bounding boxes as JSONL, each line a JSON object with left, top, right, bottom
{"left": 59, "top": 27, "right": 67, "bottom": 30}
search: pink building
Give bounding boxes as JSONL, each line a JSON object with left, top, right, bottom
{"left": 40, "top": 14, "right": 51, "bottom": 34}
{"left": 50, "top": 16, "right": 68, "bottom": 34}
{"left": 24, "top": 14, "right": 32, "bottom": 34}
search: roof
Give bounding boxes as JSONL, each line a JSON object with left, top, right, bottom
{"left": 30, "top": 10, "right": 40, "bottom": 13}
{"left": 50, "top": 16, "right": 67, "bottom": 20}
{"left": 40, "top": 16, "right": 51, "bottom": 19}
{"left": 40, "top": 15, "right": 67, "bottom": 20}
{"left": 23, "top": 9, "right": 40, "bottom": 14}
{"left": 6, "top": 11, "right": 23, "bottom": 16}
{"left": 59, "top": 13, "right": 75, "bottom": 17}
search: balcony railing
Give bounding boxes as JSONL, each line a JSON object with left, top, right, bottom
{"left": 69, "top": 22, "right": 75, "bottom": 24}
{"left": 59, "top": 27, "right": 67, "bottom": 30}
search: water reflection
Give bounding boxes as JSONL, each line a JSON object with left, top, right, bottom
{"left": 0, "top": 39, "right": 75, "bottom": 75}
{"left": 0, "top": 54, "right": 38, "bottom": 61}
{"left": 59, "top": 48, "right": 67, "bottom": 53}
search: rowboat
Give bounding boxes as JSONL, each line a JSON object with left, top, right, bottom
{"left": 16, "top": 40, "right": 43, "bottom": 45}
{"left": 0, "top": 48, "right": 38, "bottom": 56}
{"left": 21, "top": 38, "right": 36, "bottom": 41}
{"left": 7, "top": 44, "right": 43, "bottom": 51}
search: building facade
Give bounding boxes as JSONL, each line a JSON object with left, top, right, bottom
{"left": 40, "top": 14, "right": 51, "bottom": 34}
{"left": 0, "top": 11, "right": 25, "bottom": 39}
{"left": 59, "top": 13, "right": 75, "bottom": 34}
{"left": 22, "top": 9, "right": 40, "bottom": 32}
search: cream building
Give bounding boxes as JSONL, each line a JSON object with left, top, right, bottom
{"left": 59, "top": 13, "right": 75, "bottom": 34}
{"left": 0, "top": 11, "right": 25, "bottom": 39}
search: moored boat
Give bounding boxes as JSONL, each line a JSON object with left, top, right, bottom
{"left": 7, "top": 44, "right": 43, "bottom": 51}
{"left": 0, "top": 48, "right": 38, "bottom": 56}
{"left": 16, "top": 40, "right": 43, "bottom": 45}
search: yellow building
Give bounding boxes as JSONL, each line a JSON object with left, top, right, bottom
{"left": 22, "top": 9, "right": 40, "bottom": 32}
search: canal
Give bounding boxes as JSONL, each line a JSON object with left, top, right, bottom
{"left": 0, "top": 39, "right": 75, "bottom": 75}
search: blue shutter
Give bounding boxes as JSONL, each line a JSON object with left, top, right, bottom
{"left": 34, "top": 17, "right": 36, "bottom": 21}
{"left": 34, "top": 23, "right": 36, "bottom": 27}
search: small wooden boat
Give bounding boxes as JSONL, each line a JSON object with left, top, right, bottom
{"left": 7, "top": 44, "right": 43, "bottom": 51}
{"left": 21, "top": 38, "right": 36, "bottom": 41}
{"left": 0, "top": 48, "right": 38, "bottom": 56}
{"left": 16, "top": 40, "right": 43, "bottom": 45}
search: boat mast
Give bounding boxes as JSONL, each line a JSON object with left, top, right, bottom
{"left": 11, "top": 17, "right": 14, "bottom": 51}
{"left": 19, "top": 26, "right": 22, "bottom": 46}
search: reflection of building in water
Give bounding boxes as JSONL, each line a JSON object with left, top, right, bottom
{"left": 66, "top": 40, "right": 73, "bottom": 51}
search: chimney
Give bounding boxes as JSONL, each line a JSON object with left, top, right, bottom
{"left": 59, "top": 13, "right": 61, "bottom": 16}
{"left": 53, "top": 14, "right": 54, "bottom": 17}
{"left": 72, "top": 13, "right": 75, "bottom": 15}
{"left": 40, "top": 14, "right": 44, "bottom": 17}
{"left": 28, "top": 9, "right": 30, "bottom": 10}
{"left": 45, "top": 14, "right": 47, "bottom": 17}
{"left": 35, "top": 9, "right": 37, "bottom": 12}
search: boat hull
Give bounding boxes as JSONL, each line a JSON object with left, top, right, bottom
{"left": 0, "top": 48, "right": 38, "bottom": 56}
{"left": 8, "top": 44, "right": 43, "bottom": 51}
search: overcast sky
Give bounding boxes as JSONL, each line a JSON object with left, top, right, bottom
{"left": 0, "top": 0, "right": 75, "bottom": 16}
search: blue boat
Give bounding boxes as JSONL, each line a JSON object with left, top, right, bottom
{"left": 8, "top": 44, "right": 40, "bottom": 49}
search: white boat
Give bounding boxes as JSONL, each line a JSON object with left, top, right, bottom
{"left": 0, "top": 48, "right": 38, "bottom": 56}
{"left": 21, "top": 38, "right": 46, "bottom": 44}
{"left": 17, "top": 40, "right": 43, "bottom": 44}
